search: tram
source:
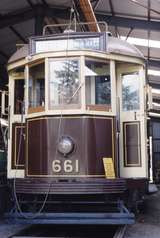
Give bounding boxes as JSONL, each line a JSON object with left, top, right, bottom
{"left": 6, "top": 22, "right": 149, "bottom": 224}
{"left": 0, "top": 90, "right": 8, "bottom": 214}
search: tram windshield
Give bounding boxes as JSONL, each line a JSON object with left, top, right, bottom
{"left": 27, "top": 57, "right": 112, "bottom": 113}
{"left": 49, "top": 59, "right": 80, "bottom": 109}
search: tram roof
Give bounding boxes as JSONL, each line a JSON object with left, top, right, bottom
{"left": 8, "top": 34, "right": 144, "bottom": 64}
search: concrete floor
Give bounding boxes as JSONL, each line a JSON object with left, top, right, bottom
{"left": 125, "top": 189, "right": 160, "bottom": 238}
{"left": 0, "top": 220, "right": 27, "bottom": 238}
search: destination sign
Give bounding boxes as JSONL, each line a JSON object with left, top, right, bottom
{"left": 30, "top": 33, "right": 107, "bottom": 54}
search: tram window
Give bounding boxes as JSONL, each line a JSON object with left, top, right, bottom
{"left": 5, "top": 93, "right": 8, "bottom": 115}
{"left": 0, "top": 92, "right": 1, "bottom": 116}
{"left": 85, "top": 59, "right": 111, "bottom": 111}
{"left": 49, "top": 59, "right": 80, "bottom": 109}
{"left": 29, "top": 63, "right": 45, "bottom": 109}
{"left": 0, "top": 128, "right": 4, "bottom": 151}
{"left": 122, "top": 72, "right": 140, "bottom": 111}
{"left": 14, "top": 79, "right": 24, "bottom": 114}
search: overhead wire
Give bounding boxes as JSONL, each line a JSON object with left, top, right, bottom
{"left": 72, "top": 0, "right": 85, "bottom": 32}
{"left": 13, "top": 101, "right": 52, "bottom": 219}
{"left": 13, "top": 1, "right": 82, "bottom": 220}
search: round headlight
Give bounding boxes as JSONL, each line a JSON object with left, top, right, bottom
{"left": 57, "top": 136, "right": 74, "bottom": 156}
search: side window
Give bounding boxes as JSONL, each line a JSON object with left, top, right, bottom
{"left": 0, "top": 129, "right": 5, "bottom": 151}
{"left": 14, "top": 79, "right": 24, "bottom": 114}
{"left": 5, "top": 93, "right": 8, "bottom": 115}
{"left": 122, "top": 72, "right": 140, "bottom": 111}
{"left": 0, "top": 91, "right": 8, "bottom": 116}
{"left": 0, "top": 92, "right": 2, "bottom": 116}
{"left": 85, "top": 59, "right": 111, "bottom": 111}
{"left": 29, "top": 62, "right": 45, "bottom": 111}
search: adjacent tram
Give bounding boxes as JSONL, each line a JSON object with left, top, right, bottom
{"left": 0, "top": 90, "right": 8, "bottom": 215}
{"left": 7, "top": 23, "right": 149, "bottom": 224}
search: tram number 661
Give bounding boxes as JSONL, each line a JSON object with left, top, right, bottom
{"left": 52, "top": 160, "right": 79, "bottom": 173}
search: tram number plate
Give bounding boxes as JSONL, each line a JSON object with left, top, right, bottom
{"left": 52, "top": 160, "right": 79, "bottom": 173}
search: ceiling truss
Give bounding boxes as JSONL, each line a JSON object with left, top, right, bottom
{"left": 9, "top": 26, "right": 27, "bottom": 43}
{"left": 0, "top": 3, "right": 160, "bottom": 66}
{"left": 0, "top": 4, "right": 160, "bottom": 32}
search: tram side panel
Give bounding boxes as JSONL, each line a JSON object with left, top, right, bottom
{"left": 10, "top": 116, "right": 116, "bottom": 179}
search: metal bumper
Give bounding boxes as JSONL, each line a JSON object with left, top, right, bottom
{"left": 6, "top": 201, "right": 135, "bottom": 225}
{"left": 6, "top": 213, "right": 134, "bottom": 225}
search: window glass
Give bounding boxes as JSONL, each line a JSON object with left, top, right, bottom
{"left": 5, "top": 93, "right": 8, "bottom": 115}
{"left": 49, "top": 59, "right": 80, "bottom": 109}
{"left": 85, "top": 59, "right": 111, "bottom": 111}
{"left": 122, "top": 72, "right": 140, "bottom": 111}
{"left": 0, "top": 127, "right": 5, "bottom": 151}
{"left": 0, "top": 92, "right": 2, "bottom": 116}
{"left": 29, "top": 63, "right": 45, "bottom": 108}
{"left": 14, "top": 79, "right": 24, "bottom": 114}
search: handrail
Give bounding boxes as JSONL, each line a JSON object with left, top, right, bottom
{"left": 42, "top": 21, "right": 108, "bottom": 36}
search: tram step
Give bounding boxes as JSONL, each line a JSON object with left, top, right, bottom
{"left": 14, "top": 178, "right": 126, "bottom": 194}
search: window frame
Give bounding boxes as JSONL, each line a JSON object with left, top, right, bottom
{"left": 14, "top": 78, "right": 25, "bottom": 115}
{"left": 121, "top": 71, "right": 140, "bottom": 112}
{"left": 84, "top": 57, "right": 112, "bottom": 112}
{"left": 48, "top": 57, "right": 82, "bottom": 110}
{"left": 28, "top": 60, "right": 45, "bottom": 114}
{"left": 13, "top": 74, "right": 25, "bottom": 116}
{"left": 26, "top": 55, "right": 116, "bottom": 116}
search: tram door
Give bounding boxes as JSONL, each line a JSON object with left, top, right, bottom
{"left": 117, "top": 64, "right": 147, "bottom": 178}
{"left": 150, "top": 118, "right": 160, "bottom": 183}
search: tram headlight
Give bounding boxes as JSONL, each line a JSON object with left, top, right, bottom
{"left": 57, "top": 136, "right": 74, "bottom": 156}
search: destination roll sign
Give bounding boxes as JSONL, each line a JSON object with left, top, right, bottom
{"left": 29, "top": 32, "right": 107, "bottom": 54}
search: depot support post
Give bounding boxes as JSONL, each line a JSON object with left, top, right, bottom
{"left": 35, "top": 5, "right": 45, "bottom": 36}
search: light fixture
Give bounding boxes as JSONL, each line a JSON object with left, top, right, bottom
{"left": 148, "top": 69, "right": 160, "bottom": 77}
{"left": 121, "top": 36, "right": 160, "bottom": 49}
{"left": 57, "top": 136, "right": 74, "bottom": 156}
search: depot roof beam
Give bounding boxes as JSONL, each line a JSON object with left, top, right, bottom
{"left": 0, "top": 51, "right": 9, "bottom": 60}
{"left": 73, "top": 0, "right": 89, "bottom": 31}
{"left": 78, "top": 0, "right": 100, "bottom": 32}
{"left": 9, "top": 26, "right": 27, "bottom": 43}
{"left": 35, "top": 6, "right": 45, "bottom": 35}
{"left": 26, "top": 0, "right": 35, "bottom": 8}
{"left": 0, "top": 6, "right": 69, "bottom": 30}
{"left": 41, "top": 0, "right": 63, "bottom": 33}
{"left": 109, "top": 0, "right": 115, "bottom": 16}
{"left": 0, "top": 8, "right": 34, "bottom": 30}
{"left": 26, "top": 1, "right": 44, "bottom": 35}
{"left": 148, "top": 60, "right": 160, "bottom": 68}
{"left": 147, "top": 0, "right": 151, "bottom": 61}
{"left": 93, "top": 0, "right": 101, "bottom": 10}
{"left": 1, "top": 3, "right": 160, "bottom": 32}
{"left": 96, "top": 13, "right": 160, "bottom": 31}
{"left": 1, "top": 6, "right": 160, "bottom": 32}
{"left": 108, "top": 0, "right": 120, "bottom": 37}
{"left": 125, "top": 27, "right": 134, "bottom": 40}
